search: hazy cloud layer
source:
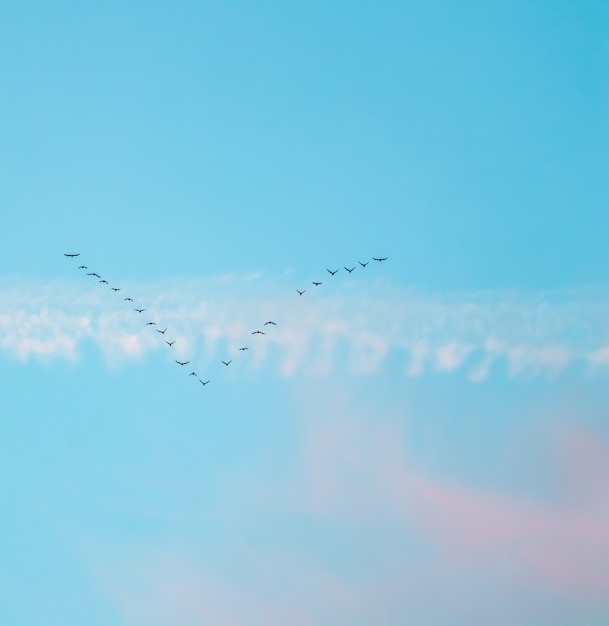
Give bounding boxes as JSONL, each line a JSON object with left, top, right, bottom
{"left": 1, "top": 276, "right": 608, "bottom": 379}
{"left": 93, "top": 386, "right": 609, "bottom": 626}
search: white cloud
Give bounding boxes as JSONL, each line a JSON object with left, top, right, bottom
{"left": 588, "top": 345, "right": 609, "bottom": 365}
{"left": 435, "top": 342, "right": 473, "bottom": 372}
{"left": 0, "top": 276, "right": 608, "bottom": 379}
{"left": 405, "top": 342, "right": 428, "bottom": 377}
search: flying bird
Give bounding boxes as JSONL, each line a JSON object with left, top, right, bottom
{"left": 87, "top": 272, "right": 101, "bottom": 278}
{"left": 327, "top": 268, "right": 339, "bottom": 275}
{"left": 146, "top": 322, "right": 156, "bottom": 326}
{"left": 264, "top": 321, "right": 277, "bottom": 326}
{"left": 312, "top": 281, "right": 322, "bottom": 286}
{"left": 359, "top": 261, "right": 369, "bottom": 267}
{"left": 221, "top": 360, "right": 232, "bottom": 366}
{"left": 175, "top": 360, "right": 190, "bottom": 366}
{"left": 189, "top": 372, "right": 197, "bottom": 376}
{"left": 64, "top": 253, "right": 80, "bottom": 257}
{"left": 199, "top": 379, "right": 210, "bottom": 386}
{"left": 251, "top": 330, "right": 265, "bottom": 335}
{"left": 296, "top": 289, "right": 306, "bottom": 296}
{"left": 111, "top": 287, "right": 121, "bottom": 291}
{"left": 165, "top": 340, "right": 175, "bottom": 347}
{"left": 135, "top": 308, "right": 145, "bottom": 313}
{"left": 78, "top": 265, "right": 87, "bottom": 269}
{"left": 124, "top": 297, "right": 133, "bottom": 302}
{"left": 239, "top": 347, "right": 249, "bottom": 351}
{"left": 99, "top": 279, "right": 108, "bottom": 284}
{"left": 372, "top": 257, "right": 388, "bottom": 261}
{"left": 344, "top": 266, "right": 356, "bottom": 273}
{"left": 156, "top": 328, "right": 167, "bottom": 334}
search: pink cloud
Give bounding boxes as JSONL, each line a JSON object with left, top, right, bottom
{"left": 405, "top": 472, "right": 609, "bottom": 595}
{"left": 300, "top": 407, "right": 609, "bottom": 602}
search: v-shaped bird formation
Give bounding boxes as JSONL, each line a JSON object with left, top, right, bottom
{"left": 63, "top": 252, "right": 388, "bottom": 387}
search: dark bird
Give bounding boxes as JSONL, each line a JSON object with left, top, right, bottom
{"left": 199, "top": 379, "right": 210, "bottom": 386}
{"left": 87, "top": 273, "right": 101, "bottom": 278}
{"left": 64, "top": 253, "right": 80, "bottom": 257}
{"left": 221, "top": 360, "right": 232, "bottom": 366}
{"left": 189, "top": 372, "right": 197, "bottom": 376}
{"left": 78, "top": 265, "right": 87, "bottom": 269}
{"left": 372, "top": 257, "right": 388, "bottom": 261}
{"left": 156, "top": 327, "right": 167, "bottom": 334}
{"left": 251, "top": 330, "right": 265, "bottom": 335}
{"left": 146, "top": 322, "right": 156, "bottom": 326}
{"left": 165, "top": 340, "right": 175, "bottom": 346}
{"left": 124, "top": 297, "right": 133, "bottom": 302}
{"left": 344, "top": 266, "right": 356, "bottom": 273}
{"left": 312, "top": 281, "right": 322, "bottom": 286}
{"left": 264, "top": 321, "right": 277, "bottom": 326}
{"left": 99, "top": 279, "right": 108, "bottom": 284}
{"left": 359, "top": 261, "right": 369, "bottom": 267}
{"left": 296, "top": 289, "right": 306, "bottom": 296}
{"left": 111, "top": 287, "right": 121, "bottom": 291}
{"left": 327, "top": 268, "right": 339, "bottom": 275}
{"left": 135, "top": 308, "right": 145, "bottom": 313}
{"left": 175, "top": 360, "right": 190, "bottom": 366}
{"left": 239, "top": 347, "right": 249, "bottom": 351}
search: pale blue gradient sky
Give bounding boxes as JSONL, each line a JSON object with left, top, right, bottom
{"left": 1, "top": 2, "right": 608, "bottom": 624}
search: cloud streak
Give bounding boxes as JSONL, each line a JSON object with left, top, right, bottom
{"left": 0, "top": 276, "right": 608, "bottom": 379}
{"left": 92, "top": 385, "right": 609, "bottom": 626}
{"left": 295, "top": 390, "right": 609, "bottom": 609}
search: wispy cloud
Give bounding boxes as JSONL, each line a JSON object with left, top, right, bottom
{"left": 91, "top": 385, "right": 609, "bottom": 626}
{"left": 1, "top": 276, "right": 608, "bottom": 378}
{"left": 294, "top": 389, "right": 609, "bottom": 605}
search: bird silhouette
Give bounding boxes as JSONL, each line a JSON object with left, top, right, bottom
{"left": 135, "top": 308, "right": 145, "bottom": 313}
{"left": 221, "top": 360, "right": 232, "bottom": 366}
{"left": 111, "top": 287, "right": 121, "bottom": 291}
{"left": 251, "top": 330, "right": 265, "bottom": 335}
{"left": 99, "top": 279, "right": 108, "bottom": 284}
{"left": 175, "top": 360, "right": 190, "bottom": 366}
{"left": 344, "top": 266, "right": 355, "bottom": 273}
{"left": 359, "top": 261, "right": 369, "bottom": 267}
{"left": 372, "top": 257, "right": 388, "bottom": 261}
{"left": 157, "top": 328, "right": 167, "bottom": 334}
{"left": 166, "top": 340, "right": 175, "bottom": 347}
{"left": 327, "top": 268, "right": 339, "bottom": 275}
{"left": 296, "top": 289, "right": 306, "bottom": 296}
{"left": 239, "top": 347, "right": 249, "bottom": 351}
{"left": 312, "top": 281, "right": 322, "bottom": 286}
{"left": 189, "top": 372, "right": 197, "bottom": 376}
{"left": 64, "top": 253, "right": 80, "bottom": 258}
{"left": 124, "top": 297, "right": 133, "bottom": 302}
{"left": 264, "top": 321, "right": 277, "bottom": 326}
{"left": 78, "top": 265, "right": 87, "bottom": 269}
{"left": 199, "top": 379, "right": 210, "bottom": 385}
{"left": 146, "top": 322, "right": 156, "bottom": 326}
{"left": 87, "top": 272, "right": 100, "bottom": 277}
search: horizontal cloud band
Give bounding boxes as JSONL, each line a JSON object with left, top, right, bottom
{"left": 1, "top": 276, "right": 608, "bottom": 379}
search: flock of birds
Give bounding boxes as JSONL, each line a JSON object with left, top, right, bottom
{"left": 63, "top": 252, "right": 388, "bottom": 387}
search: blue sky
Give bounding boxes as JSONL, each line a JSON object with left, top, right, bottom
{"left": 1, "top": 2, "right": 608, "bottom": 624}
